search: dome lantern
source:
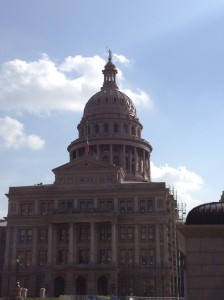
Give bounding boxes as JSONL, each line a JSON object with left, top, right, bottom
{"left": 102, "top": 49, "right": 118, "bottom": 90}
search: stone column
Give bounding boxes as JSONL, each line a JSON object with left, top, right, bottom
{"left": 32, "top": 227, "right": 37, "bottom": 265}
{"left": 143, "top": 149, "right": 146, "bottom": 174}
{"left": 155, "top": 224, "right": 161, "bottom": 265}
{"left": 3, "top": 227, "right": 10, "bottom": 268}
{"left": 47, "top": 224, "right": 53, "bottom": 264}
{"left": 68, "top": 223, "right": 74, "bottom": 264}
{"left": 90, "top": 222, "right": 95, "bottom": 263}
{"left": 122, "top": 144, "right": 125, "bottom": 170}
{"left": 111, "top": 222, "right": 117, "bottom": 263}
{"left": 134, "top": 147, "right": 137, "bottom": 172}
{"left": 73, "top": 224, "right": 78, "bottom": 264}
{"left": 135, "top": 224, "right": 139, "bottom": 263}
{"left": 110, "top": 144, "right": 113, "bottom": 164}
{"left": 11, "top": 228, "right": 18, "bottom": 265}
{"left": 97, "top": 145, "right": 100, "bottom": 159}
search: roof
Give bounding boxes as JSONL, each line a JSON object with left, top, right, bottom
{"left": 186, "top": 202, "right": 224, "bottom": 225}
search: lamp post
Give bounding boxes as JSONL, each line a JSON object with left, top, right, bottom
{"left": 16, "top": 255, "right": 20, "bottom": 287}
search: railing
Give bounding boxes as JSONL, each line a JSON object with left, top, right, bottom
{"left": 60, "top": 295, "right": 185, "bottom": 300}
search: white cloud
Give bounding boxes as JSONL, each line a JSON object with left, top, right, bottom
{"left": 0, "top": 54, "right": 152, "bottom": 114}
{"left": 123, "top": 88, "right": 153, "bottom": 108}
{"left": 0, "top": 116, "right": 45, "bottom": 149}
{"left": 113, "top": 53, "right": 130, "bottom": 64}
{"left": 151, "top": 162, "right": 204, "bottom": 213}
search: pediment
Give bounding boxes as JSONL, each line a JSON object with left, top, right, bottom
{"left": 52, "top": 156, "right": 125, "bottom": 187}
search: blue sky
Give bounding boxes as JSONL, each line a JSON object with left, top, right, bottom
{"left": 1, "top": 0, "right": 224, "bottom": 218}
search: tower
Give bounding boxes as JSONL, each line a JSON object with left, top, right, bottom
{"left": 1, "top": 52, "right": 179, "bottom": 298}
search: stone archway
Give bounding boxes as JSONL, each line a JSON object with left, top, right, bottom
{"left": 54, "top": 276, "right": 65, "bottom": 297}
{"left": 97, "top": 276, "right": 108, "bottom": 295}
{"left": 76, "top": 276, "right": 86, "bottom": 295}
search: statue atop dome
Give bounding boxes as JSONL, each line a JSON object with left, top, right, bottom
{"left": 107, "top": 48, "right": 112, "bottom": 61}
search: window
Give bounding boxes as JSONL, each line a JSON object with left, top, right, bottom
{"left": 113, "top": 156, "right": 119, "bottom": 166}
{"left": 119, "top": 248, "right": 134, "bottom": 266}
{"left": 40, "top": 202, "right": 53, "bottom": 215}
{"left": 99, "top": 199, "right": 113, "bottom": 210}
{"left": 38, "top": 250, "right": 47, "bottom": 266}
{"left": 157, "top": 199, "right": 164, "bottom": 209}
{"left": 140, "top": 198, "right": 155, "bottom": 213}
{"left": 99, "top": 225, "right": 111, "bottom": 241}
{"left": 79, "top": 225, "right": 90, "bottom": 241}
{"left": 131, "top": 126, "right": 135, "bottom": 135}
{"left": 57, "top": 250, "right": 68, "bottom": 265}
{"left": 113, "top": 123, "right": 119, "bottom": 133}
{"left": 20, "top": 203, "right": 33, "bottom": 216}
{"left": 140, "top": 248, "right": 155, "bottom": 267}
{"left": 19, "top": 228, "right": 33, "bottom": 244}
{"left": 119, "top": 226, "right": 134, "bottom": 241}
{"left": 94, "top": 124, "right": 99, "bottom": 134}
{"left": 124, "top": 124, "right": 128, "bottom": 134}
{"left": 119, "top": 199, "right": 134, "bottom": 214}
{"left": 79, "top": 199, "right": 93, "bottom": 210}
{"left": 38, "top": 227, "right": 48, "bottom": 243}
{"left": 58, "top": 200, "right": 73, "bottom": 211}
{"left": 18, "top": 250, "right": 32, "bottom": 268}
{"left": 140, "top": 225, "right": 155, "bottom": 241}
{"left": 99, "top": 248, "right": 111, "bottom": 264}
{"left": 78, "top": 249, "right": 90, "bottom": 264}
{"left": 57, "top": 225, "right": 69, "bottom": 243}
{"left": 104, "top": 123, "right": 109, "bottom": 133}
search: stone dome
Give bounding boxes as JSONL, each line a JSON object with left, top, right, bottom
{"left": 82, "top": 50, "right": 137, "bottom": 120}
{"left": 83, "top": 89, "right": 137, "bottom": 119}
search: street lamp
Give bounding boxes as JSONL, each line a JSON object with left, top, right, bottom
{"left": 16, "top": 255, "right": 20, "bottom": 287}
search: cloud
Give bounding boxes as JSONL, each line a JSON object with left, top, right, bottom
{"left": 0, "top": 116, "right": 45, "bottom": 149}
{"left": 151, "top": 162, "right": 204, "bottom": 213}
{"left": 113, "top": 54, "right": 130, "bottom": 64}
{"left": 0, "top": 54, "right": 152, "bottom": 114}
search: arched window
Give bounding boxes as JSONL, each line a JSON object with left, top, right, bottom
{"left": 124, "top": 124, "right": 128, "bottom": 134}
{"left": 131, "top": 126, "right": 135, "bottom": 135}
{"left": 114, "top": 123, "right": 119, "bottom": 133}
{"left": 54, "top": 277, "right": 64, "bottom": 297}
{"left": 76, "top": 276, "right": 86, "bottom": 295}
{"left": 103, "top": 156, "right": 109, "bottom": 163}
{"left": 97, "top": 276, "right": 108, "bottom": 295}
{"left": 113, "top": 156, "right": 119, "bottom": 166}
{"left": 104, "top": 123, "right": 109, "bottom": 133}
{"left": 94, "top": 124, "right": 99, "bottom": 134}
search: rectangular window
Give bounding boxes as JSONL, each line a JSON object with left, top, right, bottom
{"left": 57, "top": 250, "right": 68, "bottom": 265}
{"left": 119, "top": 248, "right": 134, "bottom": 266}
{"left": 140, "top": 248, "right": 155, "bottom": 267}
{"left": 20, "top": 203, "right": 33, "bottom": 216}
{"left": 140, "top": 198, "right": 155, "bottom": 213}
{"left": 79, "top": 225, "right": 90, "bottom": 241}
{"left": 79, "top": 199, "right": 93, "bottom": 210}
{"left": 38, "top": 250, "right": 47, "bottom": 266}
{"left": 99, "top": 225, "right": 111, "bottom": 241}
{"left": 98, "top": 199, "right": 113, "bottom": 210}
{"left": 58, "top": 200, "right": 73, "bottom": 211}
{"left": 99, "top": 248, "right": 111, "bottom": 264}
{"left": 38, "top": 227, "right": 48, "bottom": 243}
{"left": 78, "top": 249, "right": 90, "bottom": 264}
{"left": 140, "top": 225, "right": 155, "bottom": 241}
{"left": 40, "top": 202, "right": 53, "bottom": 215}
{"left": 19, "top": 228, "right": 33, "bottom": 244}
{"left": 119, "top": 199, "right": 133, "bottom": 214}
{"left": 119, "top": 226, "right": 134, "bottom": 241}
{"left": 18, "top": 250, "right": 32, "bottom": 268}
{"left": 57, "top": 226, "right": 69, "bottom": 243}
